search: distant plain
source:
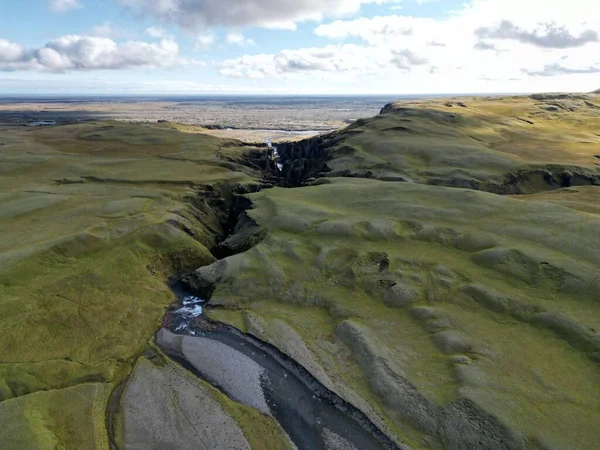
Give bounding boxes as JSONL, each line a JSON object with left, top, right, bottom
{"left": 0, "top": 95, "right": 403, "bottom": 133}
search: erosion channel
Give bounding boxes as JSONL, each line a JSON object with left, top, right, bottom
{"left": 153, "top": 138, "right": 397, "bottom": 450}
{"left": 100, "top": 97, "right": 600, "bottom": 450}
{"left": 5, "top": 96, "right": 600, "bottom": 450}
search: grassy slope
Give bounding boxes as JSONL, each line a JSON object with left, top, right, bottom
{"left": 514, "top": 186, "right": 600, "bottom": 215}
{"left": 205, "top": 94, "right": 600, "bottom": 449}
{"left": 209, "top": 179, "right": 600, "bottom": 448}
{"left": 0, "top": 383, "right": 109, "bottom": 449}
{"left": 326, "top": 94, "right": 600, "bottom": 189}
{"left": 3, "top": 94, "right": 600, "bottom": 449}
{"left": 0, "top": 121, "right": 253, "bottom": 448}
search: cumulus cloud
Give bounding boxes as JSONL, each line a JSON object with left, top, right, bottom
{"left": 0, "top": 40, "right": 24, "bottom": 62}
{"left": 119, "top": 0, "right": 402, "bottom": 31}
{"left": 315, "top": 15, "right": 419, "bottom": 44}
{"left": 49, "top": 0, "right": 81, "bottom": 12}
{"left": 145, "top": 26, "right": 168, "bottom": 38}
{"left": 90, "top": 22, "right": 135, "bottom": 39}
{"left": 225, "top": 33, "right": 256, "bottom": 47}
{"left": 275, "top": 47, "right": 365, "bottom": 72}
{"left": 12, "top": 0, "right": 600, "bottom": 93}
{"left": 475, "top": 21, "right": 599, "bottom": 49}
{"left": 220, "top": 44, "right": 391, "bottom": 78}
{"left": 474, "top": 41, "right": 499, "bottom": 51}
{"left": 391, "top": 49, "right": 428, "bottom": 70}
{"left": 306, "top": 0, "right": 600, "bottom": 86}
{"left": 195, "top": 34, "right": 216, "bottom": 50}
{"left": 524, "top": 63, "right": 600, "bottom": 76}
{"left": 220, "top": 53, "right": 274, "bottom": 78}
{"left": 313, "top": 15, "right": 464, "bottom": 75}
{"left": 0, "top": 36, "right": 194, "bottom": 72}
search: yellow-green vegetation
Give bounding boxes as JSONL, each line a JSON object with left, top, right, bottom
{"left": 0, "top": 383, "right": 109, "bottom": 450}
{"left": 326, "top": 94, "right": 600, "bottom": 193}
{"left": 213, "top": 375, "right": 295, "bottom": 450}
{"left": 205, "top": 176, "right": 600, "bottom": 449}
{"left": 513, "top": 186, "right": 600, "bottom": 215}
{"left": 207, "top": 308, "right": 248, "bottom": 331}
{"left": 0, "top": 120, "right": 254, "bottom": 448}
{"left": 116, "top": 353, "right": 293, "bottom": 450}
{"left": 3, "top": 93, "right": 600, "bottom": 449}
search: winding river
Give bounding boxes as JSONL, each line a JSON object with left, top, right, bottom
{"left": 158, "top": 282, "right": 400, "bottom": 450}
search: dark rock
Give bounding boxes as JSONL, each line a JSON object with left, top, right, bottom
{"left": 336, "top": 321, "right": 527, "bottom": 450}
{"left": 183, "top": 259, "right": 228, "bottom": 299}
{"left": 439, "top": 398, "right": 526, "bottom": 450}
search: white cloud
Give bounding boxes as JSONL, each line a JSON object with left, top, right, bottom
{"left": 225, "top": 32, "right": 256, "bottom": 47}
{"left": 218, "top": 0, "right": 600, "bottom": 94}
{"left": 195, "top": 34, "right": 216, "bottom": 50}
{"left": 220, "top": 44, "right": 395, "bottom": 78}
{"left": 391, "top": 49, "right": 428, "bottom": 70}
{"left": 10, "top": 0, "right": 600, "bottom": 94}
{"left": 524, "top": 63, "right": 600, "bottom": 77}
{"left": 90, "top": 22, "right": 132, "bottom": 39}
{"left": 119, "top": 0, "right": 402, "bottom": 31}
{"left": 145, "top": 26, "right": 168, "bottom": 38}
{"left": 0, "top": 36, "right": 195, "bottom": 72}
{"left": 49, "top": 0, "right": 82, "bottom": 12}
{"left": 310, "top": 0, "right": 600, "bottom": 84}
{"left": 0, "top": 40, "right": 24, "bottom": 62}
{"left": 475, "top": 21, "right": 598, "bottom": 49}
{"left": 315, "top": 15, "right": 423, "bottom": 44}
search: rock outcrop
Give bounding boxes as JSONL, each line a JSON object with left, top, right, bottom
{"left": 336, "top": 320, "right": 526, "bottom": 450}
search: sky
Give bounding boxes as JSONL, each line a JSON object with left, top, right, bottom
{"left": 0, "top": 0, "right": 599, "bottom": 95}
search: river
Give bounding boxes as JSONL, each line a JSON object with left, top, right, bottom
{"left": 158, "top": 282, "right": 400, "bottom": 450}
{"left": 265, "top": 137, "right": 284, "bottom": 171}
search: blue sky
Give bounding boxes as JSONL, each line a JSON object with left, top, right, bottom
{"left": 1, "top": 0, "right": 599, "bottom": 94}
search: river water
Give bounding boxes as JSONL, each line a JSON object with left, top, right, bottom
{"left": 163, "top": 283, "right": 400, "bottom": 450}
{"left": 27, "top": 121, "right": 57, "bottom": 126}
{"left": 265, "top": 137, "right": 284, "bottom": 171}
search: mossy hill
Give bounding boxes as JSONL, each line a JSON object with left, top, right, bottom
{"left": 2, "top": 94, "right": 600, "bottom": 449}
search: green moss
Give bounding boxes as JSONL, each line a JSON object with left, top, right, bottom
{"left": 441, "top": 302, "right": 600, "bottom": 449}
{"left": 207, "top": 176, "right": 600, "bottom": 447}
{"left": 210, "top": 388, "right": 294, "bottom": 450}
{"left": 327, "top": 95, "right": 600, "bottom": 189}
{"left": 0, "top": 359, "right": 118, "bottom": 401}
{"left": 206, "top": 309, "right": 248, "bottom": 332}
{"left": 0, "top": 120, "right": 254, "bottom": 446}
{"left": 3, "top": 97, "right": 600, "bottom": 449}
{"left": 0, "top": 383, "right": 109, "bottom": 450}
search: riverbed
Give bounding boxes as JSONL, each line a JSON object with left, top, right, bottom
{"left": 158, "top": 285, "right": 400, "bottom": 450}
